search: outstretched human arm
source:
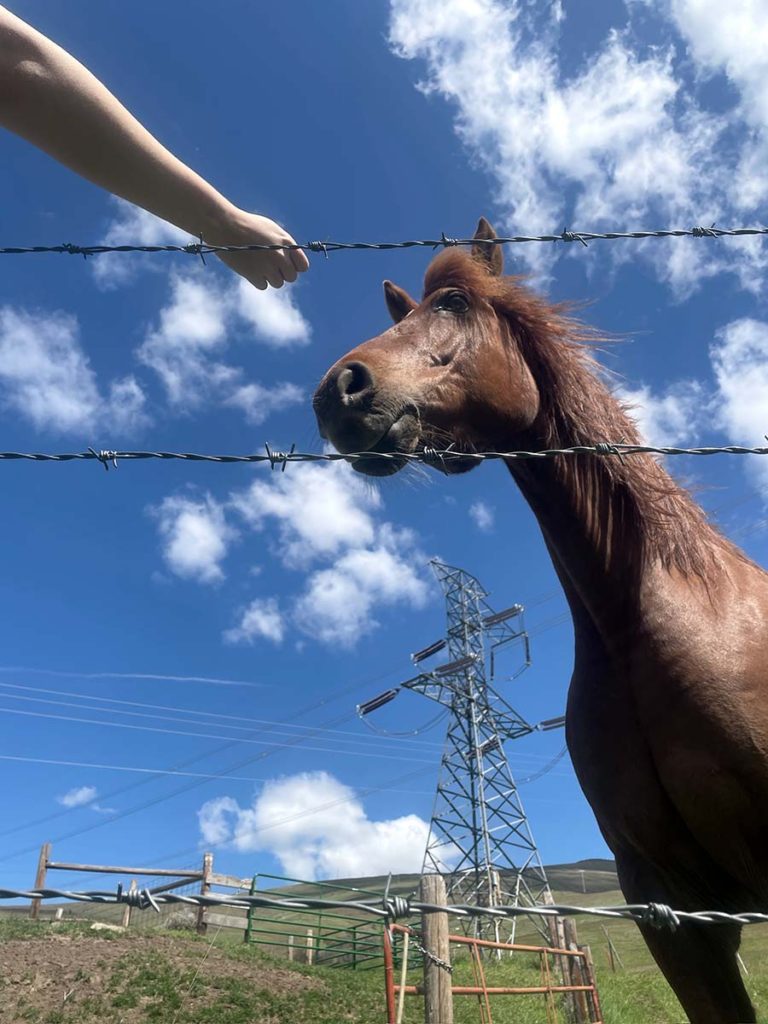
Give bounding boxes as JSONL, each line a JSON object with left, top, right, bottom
{"left": 0, "top": 5, "right": 308, "bottom": 289}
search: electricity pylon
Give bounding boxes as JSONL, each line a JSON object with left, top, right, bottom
{"left": 359, "top": 559, "right": 555, "bottom": 943}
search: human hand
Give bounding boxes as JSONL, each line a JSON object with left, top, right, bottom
{"left": 208, "top": 208, "right": 309, "bottom": 290}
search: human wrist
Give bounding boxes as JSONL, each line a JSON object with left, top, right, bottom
{"left": 195, "top": 198, "right": 248, "bottom": 247}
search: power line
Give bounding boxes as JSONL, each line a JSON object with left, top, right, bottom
{"left": 0, "top": 705, "right": 436, "bottom": 766}
{"left": 0, "top": 660, "right": 406, "bottom": 851}
{"left": 0, "top": 754, "right": 435, "bottom": 802}
{"left": 0, "top": 681, "right": 447, "bottom": 751}
{"left": 1, "top": 609, "right": 574, "bottom": 862}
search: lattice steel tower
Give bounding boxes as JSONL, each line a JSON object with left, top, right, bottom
{"left": 360, "top": 559, "right": 553, "bottom": 941}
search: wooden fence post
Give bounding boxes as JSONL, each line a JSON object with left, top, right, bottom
{"left": 196, "top": 851, "right": 212, "bottom": 934}
{"left": 420, "top": 874, "right": 453, "bottom": 1024}
{"left": 544, "top": 889, "right": 579, "bottom": 1023}
{"left": 564, "top": 918, "right": 589, "bottom": 1024}
{"left": 288, "top": 934, "right": 294, "bottom": 961}
{"left": 30, "top": 841, "right": 51, "bottom": 920}
{"left": 121, "top": 879, "right": 137, "bottom": 929}
{"left": 307, "top": 928, "right": 315, "bottom": 965}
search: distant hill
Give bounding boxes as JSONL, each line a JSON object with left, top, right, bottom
{"left": 263, "top": 858, "right": 620, "bottom": 899}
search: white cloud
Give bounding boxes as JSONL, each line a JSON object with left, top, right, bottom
{"left": 225, "top": 381, "right": 304, "bottom": 425}
{"left": 235, "top": 279, "right": 312, "bottom": 347}
{"left": 151, "top": 494, "right": 237, "bottom": 584}
{"left": 230, "top": 461, "right": 382, "bottom": 568}
{"left": 137, "top": 274, "right": 236, "bottom": 408}
{"left": 90, "top": 199, "right": 191, "bottom": 289}
{"left": 388, "top": 0, "right": 767, "bottom": 295}
{"left": 469, "top": 501, "right": 495, "bottom": 532}
{"left": 294, "top": 531, "right": 429, "bottom": 647}
{"left": 710, "top": 318, "right": 768, "bottom": 493}
{"left": 137, "top": 272, "right": 309, "bottom": 414}
{"left": 617, "top": 380, "right": 707, "bottom": 445}
{"left": 224, "top": 597, "right": 286, "bottom": 645}
{"left": 198, "top": 771, "right": 430, "bottom": 880}
{"left": 57, "top": 784, "right": 97, "bottom": 808}
{"left": 0, "top": 306, "right": 149, "bottom": 435}
{"left": 227, "top": 463, "right": 429, "bottom": 647}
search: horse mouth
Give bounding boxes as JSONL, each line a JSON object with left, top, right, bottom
{"left": 348, "top": 412, "right": 420, "bottom": 476}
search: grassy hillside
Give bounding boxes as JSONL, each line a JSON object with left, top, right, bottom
{"left": 6, "top": 860, "right": 768, "bottom": 1022}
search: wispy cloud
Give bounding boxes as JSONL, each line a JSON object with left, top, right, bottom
{"left": 616, "top": 380, "right": 708, "bottom": 446}
{"left": 469, "top": 501, "right": 495, "bottom": 532}
{"left": 226, "top": 462, "right": 430, "bottom": 648}
{"left": 0, "top": 306, "right": 149, "bottom": 436}
{"left": 137, "top": 271, "right": 309, "bottom": 416}
{"left": 0, "top": 667, "right": 264, "bottom": 688}
{"left": 198, "top": 770, "right": 430, "bottom": 879}
{"left": 56, "top": 784, "right": 114, "bottom": 812}
{"left": 388, "top": 0, "right": 768, "bottom": 295}
{"left": 224, "top": 597, "right": 286, "bottom": 645}
{"left": 150, "top": 493, "right": 238, "bottom": 584}
{"left": 224, "top": 381, "right": 303, "bottom": 425}
{"left": 57, "top": 784, "right": 97, "bottom": 808}
{"left": 90, "top": 199, "right": 190, "bottom": 289}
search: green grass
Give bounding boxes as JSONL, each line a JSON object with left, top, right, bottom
{"left": 6, "top": 872, "right": 768, "bottom": 1023}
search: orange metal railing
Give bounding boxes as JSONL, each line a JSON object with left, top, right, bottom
{"left": 383, "top": 923, "right": 603, "bottom": 1024}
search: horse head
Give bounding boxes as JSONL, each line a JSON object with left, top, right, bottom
{"left": 313, "top": 218, "right": 542, "bottom": 476}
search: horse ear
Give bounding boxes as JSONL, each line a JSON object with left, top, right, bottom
{"left": 384, "top": 280, "right": 418, "bottom": 323}
{"left": 471, "top": 216, "right": 504, "bottom": 276}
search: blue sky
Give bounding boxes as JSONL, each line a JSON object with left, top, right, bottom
{"left": 1, "top": 0, "right": 768, "bottom": 892}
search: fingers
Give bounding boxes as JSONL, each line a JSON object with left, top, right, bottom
{"left": 212, "top": 215, "right": 309, "bottom": 290}
{"left": 289, "top": 246, "right": 310, "bottom": 274}
{"left": 276, "top": 247, "right": 298, "bottom": 284}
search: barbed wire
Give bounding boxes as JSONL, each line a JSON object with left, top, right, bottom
{"left": 1, "top": 442, "right": 768, "bottom": 472}
{"left": 5, "top": 885, "right": 768, "bottom": 932}
{"left": 1, "top": 224, "right": 766, "bottom": 259}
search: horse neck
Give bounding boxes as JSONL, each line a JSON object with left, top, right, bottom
{"left": 496, "top": 333, "right": 726, "bottom": 639}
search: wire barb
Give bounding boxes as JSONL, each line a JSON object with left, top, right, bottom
{"left": 87, "top": 447, "right": 118, "bottom": 472}
{"left": 561, "top": 228, "right": 588, "bottom": 247}
{"left": 639, "top": 902, "right": 680, "bottom": 932}
{"left": 306, "top": 240, "right": 329, "bottom": 259}
{"left": 115, "top": 883, "right": 161, "bottom": 912}
{"left": 61, "top": 242, "right": 89, "bottom": 260}
{"left": 264, "top": 442, "right": 295, "bottom": 472}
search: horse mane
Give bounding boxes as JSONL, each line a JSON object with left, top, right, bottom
{"left": 424, "top": 250, "right": 744, "bottom": 581}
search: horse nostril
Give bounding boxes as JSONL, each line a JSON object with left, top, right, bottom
{"left": 336, "top": 361, "right": 374, "bottom": 400}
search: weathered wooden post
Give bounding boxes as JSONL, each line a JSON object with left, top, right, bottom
{"left": 288, "top": 934, "right": 295, "bottom": 961}
{"left": 30, "top": 841, "right": 51, "bottom": 920}
{"left": 196, "top": 851, "right": 213, "bottom": 934}
{"left": 121, "top": 879, "right": 138, "bottom": 929}
{"left": 307, "top": 927, "right": 315, "bottom": 965}
{"left": 564, "top": 918, "right": 589, "bottom": 1024}
{"left": 544, "top": 889, "right": 579, "bottom": 1023}
{"left": 420, "top": 874, "right": 453, "bottom": 1024}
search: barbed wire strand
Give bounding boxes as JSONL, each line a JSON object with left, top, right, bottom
{"left": 1, "top": 224, "right": 766, "bottom": 259}
{"left": 1, "top": 442, "right": 768, "bottom": 472}
{"left": 6, "top": 886, "right": 768, "bottom": 932}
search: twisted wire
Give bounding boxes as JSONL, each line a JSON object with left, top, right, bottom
{"left": 1, "top": 442, "right": 768, "bottom": 470}
{"left": 7, "top": 887, "right": 768, "bottom": 931}
{"left": 1, "top": 225, "right": 766, "bottom": 258}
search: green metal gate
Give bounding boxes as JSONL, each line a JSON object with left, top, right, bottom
{"left": 245, "top": 873, "right": 393, "bottom": 970}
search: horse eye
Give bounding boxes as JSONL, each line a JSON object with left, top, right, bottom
{"left": 436, "top": 291, "right": 469, "bottom": 314}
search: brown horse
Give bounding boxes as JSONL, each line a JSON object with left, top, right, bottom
{"left": 313, "top": 219, "right": 768, "bottom": 1023}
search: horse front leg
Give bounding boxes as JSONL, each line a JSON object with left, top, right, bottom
{"left": 616, "top": 851, "right": 755, "bottom": 1024}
